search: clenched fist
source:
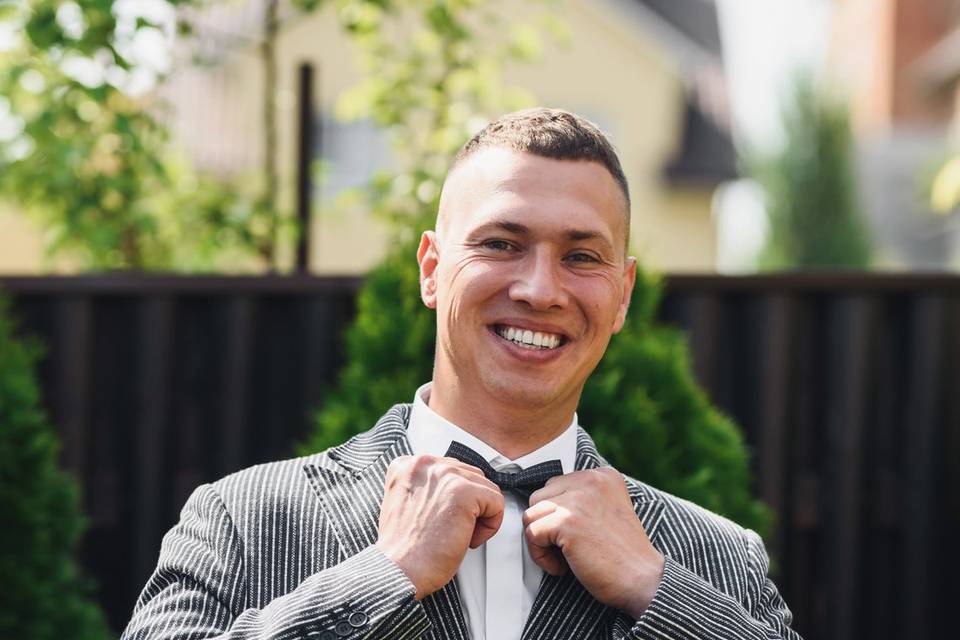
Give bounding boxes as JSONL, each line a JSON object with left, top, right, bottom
{"left": 523, "top": 467, "right": 665, "bottom": 618}
{"left": 375, "top": 455, "right": 505, "bottom": 600}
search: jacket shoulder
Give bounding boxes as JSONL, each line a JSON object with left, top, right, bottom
{"left": 622, "top": 473, "right": 760, "bottom": 569}
{"left": 625, "top": 474, "right": 753, "bottom": 535}
{"left": 198, "top": 450, "right": 334, "bottom": 519}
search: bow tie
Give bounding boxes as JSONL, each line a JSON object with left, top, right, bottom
{"left": 444, "top": 441, "right": 563, "bottom": 500}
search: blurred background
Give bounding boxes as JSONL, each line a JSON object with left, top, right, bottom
{"left": 0, "top": 1, "right": 958, "bottom": 639}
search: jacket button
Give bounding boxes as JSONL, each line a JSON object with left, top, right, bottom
{"left": 319, "top": 632, "right": 336, "bottom": 640}
{"left": 348, "top": 611, "right": 369, "bottom": 628}
{"left": 334, "top": 620, "right": 353, "bottom": 636}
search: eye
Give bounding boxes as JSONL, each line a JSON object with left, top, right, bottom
{"left": 566, "top": 252, "right": 599, "bottom": 263}
{"left": 483, "top": 239, "right": 515, "bottom": 252}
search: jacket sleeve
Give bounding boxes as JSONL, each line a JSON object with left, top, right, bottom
{"left": 627, "top": 529, "right": 803, "bottom": 640}
{"left": 121, "top": 484, "right": 431, "bottom": 640}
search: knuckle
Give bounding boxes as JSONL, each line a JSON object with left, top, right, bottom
{"left": 411, "top": 454, "right": 437, "bottom": 469}
{"left": 602, "top": 467, "right": 623, "bottom": 482}
{"left": 387, "top": 455, "right": 410, "bottom": 471}
{"left": 385, "top": 456, "right": 411, "bottom": 483}
{"left": 591, "top": 467, "right": 619, "bottom": 487}
{"left": 411, "top": 455, "right": 441, "bottom": 478}
{"left": 581, "top": 470, "right": 603, "bottom": 488}
{"left": 557, "top": 507, "right": 577, "bottom": 528}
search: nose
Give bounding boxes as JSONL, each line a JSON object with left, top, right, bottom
{"left": 508, "top": 248, "right": 569, "bottom": 310}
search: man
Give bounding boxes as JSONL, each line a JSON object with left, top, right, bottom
{"left": 123, "top": 109, "right": 801, "bottom": 640}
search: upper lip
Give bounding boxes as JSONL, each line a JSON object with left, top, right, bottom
{"left": 491, "top": 319, "right": 572, "bottom": 340}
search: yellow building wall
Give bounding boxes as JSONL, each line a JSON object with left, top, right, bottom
{"left": 0, "top": 206, "right": 48, "bottom": 274}
{"left": 0, "top": 0, "right": 718, "bottom": 275}
{"left": 500, "top": 0, "right": 717, "bottom": 273}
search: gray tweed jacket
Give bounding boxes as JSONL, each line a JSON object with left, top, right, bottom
{"left": 122, "top": 404, "right": 802, "bottom": 639}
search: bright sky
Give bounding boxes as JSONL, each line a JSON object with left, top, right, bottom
{"left": 716, "top": 0, "right": 833, "bottom": 153}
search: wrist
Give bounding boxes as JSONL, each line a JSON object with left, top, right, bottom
{"left": 375, "top": 540, "right": 427, "bottom": 601}
{"left": 623, "top": 551, "right": 665, "bottom": 619}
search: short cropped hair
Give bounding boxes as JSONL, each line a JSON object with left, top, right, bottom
{"left": 453, "top": 108, "right": 631, "bottom": 216}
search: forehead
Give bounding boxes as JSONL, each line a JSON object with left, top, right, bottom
{"left": 439, "top": 148, "right": 627, "bottom": 243}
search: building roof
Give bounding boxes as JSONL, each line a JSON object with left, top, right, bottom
{"left": 635, "top": 0, "right": 737, "bottom": 185}
{"left": 663, "top": 96, "right": 738, "bottom": 186}
{"left": 640, "top": 0, "right": 724, "bottom": 59}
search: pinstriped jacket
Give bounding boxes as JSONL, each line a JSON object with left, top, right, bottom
{"left": 122, "top": 404, "right": 802, "bottom": 640}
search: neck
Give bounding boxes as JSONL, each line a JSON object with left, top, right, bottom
{"left": 426, "top": 377, "right": 578, "bottom": 460}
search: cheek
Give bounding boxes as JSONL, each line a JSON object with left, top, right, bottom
{"left": 575, "top": 272, "right": 625, "bottom": 323}
{"left": 436, "top": 257, "right": 502, "bottom": 321}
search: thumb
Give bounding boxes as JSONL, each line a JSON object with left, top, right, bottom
{"left": 470, "top": 492, "right": 505, "bottom": 548}
{"left": 526, "top": 537, "right": 569, "bottom": 576}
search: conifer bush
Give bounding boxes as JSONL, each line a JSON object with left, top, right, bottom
{"left": 0, "top": 298, "right": 109, "bottom": 639}
{"left": 302, "top": 244, "right": 770, "bottom": 535}
{"left": 752, "top": 75, "right": 872, "bottom": 269}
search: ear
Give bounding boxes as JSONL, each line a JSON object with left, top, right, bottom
{"left": 611, "top": 256, "right": 637, "bottom": 334}
{"left": 417, "top": 230, "right": 440, "bottom": 309}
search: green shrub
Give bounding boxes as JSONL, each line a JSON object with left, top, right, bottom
{"left": 300, "top": 245, "right": 770, "bottom": 536}
{"left": 751, "top": 75, "right": 872, "bottom": 269}
{"left": 580, "top": 271, "right": 770, "bottom": 532}
{"left": 0, "top": 297, "right": 109, "bottom": 639}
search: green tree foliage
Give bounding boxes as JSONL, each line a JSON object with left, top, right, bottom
{"left": 0, "top": 0, "right": 294, "bottom": 269}
{"left": 580, "top": 273, "right": 769, "bottom": 531}
{"left": 752, "top": 76, "right": 872, "bottom": 269}
{"left": 0, "top": 297, "right": 109, "bottom": 639}
{"left": 301, "top": 238, "right": 433, "bottom": 451}
{"left": 0, "top": 0, "right": 556, "bottom": 270}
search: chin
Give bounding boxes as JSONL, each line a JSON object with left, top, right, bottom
{"left": 479, "top": 373, "right": 567, "bottom": 411}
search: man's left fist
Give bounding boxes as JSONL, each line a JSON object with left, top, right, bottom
{"left": 522, "top": 467, "right": 665, "bottom": 619}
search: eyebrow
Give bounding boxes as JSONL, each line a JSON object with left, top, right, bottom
{"left": 472, "top": 220, "right": 614, "bottom": 250}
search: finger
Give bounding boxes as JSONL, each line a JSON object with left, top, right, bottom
{"left": 441, "top": 457, "right": 490, "bottom": 479}
{"left": 470, "top": 486, "right": 505, "bottom": 548}
{"left": 524, "top": 509, "right": 562, "bottom": 548}
{"left": 528, "top": 474, "right": 576, "bottom": 506}
{"left": 450, "top": 465, "right": 502, "bottom": 494}
{"left": 436, "top": 459, "right": 503, "bottom": 497}
{"left": 524, "top": 513, "right": 568, "bottom": 576}
{"left": 528, "top": 540, "right": 568, "bottom": 576}
{"left": 522, "top": 499, "right": 557, "bottom": 528}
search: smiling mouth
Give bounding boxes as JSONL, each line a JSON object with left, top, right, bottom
{"left": 493, "top": 324, "right": 567, "bottom": 350}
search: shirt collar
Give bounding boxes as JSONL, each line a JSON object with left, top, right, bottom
{"left": 407, "top": 382, "right": 578, "bottom": 474}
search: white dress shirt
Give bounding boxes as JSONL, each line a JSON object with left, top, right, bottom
{"left": 407, "top": 382, "right": 578, "bottom": 640}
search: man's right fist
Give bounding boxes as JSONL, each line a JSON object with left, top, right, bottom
{"left": 375, "top": 454, "right": 505, "bottom": 600}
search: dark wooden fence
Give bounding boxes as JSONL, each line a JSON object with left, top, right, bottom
{"left": 2, "top": 274, "right": 958, "bottom": 640}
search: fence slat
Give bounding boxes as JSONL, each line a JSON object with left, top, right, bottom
{"left": 53, "top": 297, "right": 92, "bottom": 479}
{"left": 755, "top": 295, "right": 792, "bottom": 541}
{"left": 134, "top": 296, "right": 175, "bottom": 590}
{"left": 219, "top": 296, "right": 255, "bottom": 477}
{"left": 901, "top": 296, "right": 943, "bottom": 639}
{"left": 822, "top": 296, "right": 870, "bottom": 640}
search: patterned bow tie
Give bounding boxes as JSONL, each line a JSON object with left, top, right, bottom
{"left": 444, "top": 441, "right": 563, "bottom": 500}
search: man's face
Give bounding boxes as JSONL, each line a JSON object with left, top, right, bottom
{"left": 418, "top": 147, "right": 636, "bottom": 414}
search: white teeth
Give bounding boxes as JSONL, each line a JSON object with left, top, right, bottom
{"left": 495, "top": 325, "right": 563, "bottom": 350}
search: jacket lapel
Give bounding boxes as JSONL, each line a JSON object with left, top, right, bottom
{"left": 521, "top": 428, "right": 666, "bottom": 640}
{"left": 302, "top": 405, "right": 470, "bottom": 640}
